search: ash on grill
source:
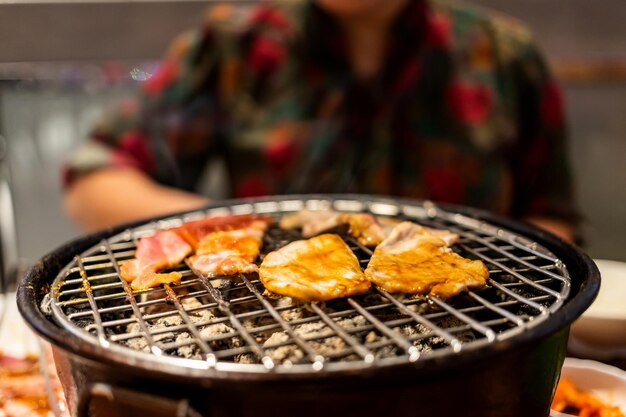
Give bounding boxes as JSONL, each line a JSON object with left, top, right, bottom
{"left": 123, "top": 291, "right": 469, "bottom": 364}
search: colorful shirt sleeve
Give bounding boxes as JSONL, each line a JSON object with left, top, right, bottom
{"left": 63, "top": 4, "right": 295, "bottom": 192}
{"left": 500, "top": 27, "right": 580, "bottom": 226}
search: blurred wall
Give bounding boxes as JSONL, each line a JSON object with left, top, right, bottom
{"left": 0, "top": 81, "right": 129, "bottom": 261}
{"left": 0, "top": 1, "right": 215, "bottom": 62}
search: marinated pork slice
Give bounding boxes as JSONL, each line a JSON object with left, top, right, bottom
{"left": 345, "top": 213, "right": 388, "bottom": 246}
{"left": 129, "top": 271, "right": 183, "bottom": 291}
{"left": 421, "top": 226, "right": 460, "bottom": 246}
{"left": 177, "top": 214, "right": 271, "bottom": 249}
{"left": 119, "top": 230, "right": 192, "bottom": 289}
{"left": 364, "top": 222, "right": 489, "bottom": 299}
{"left": 259, "top": 234, "right": 371, "bottom": 302}
{"left": 280, "top": 209, "right": 393, "bottom": 246}
{"left": 279, "top": 210, "right": 344, "bottom": 237}
{"left": 186, "top": 220, "right": 269, "bottom": 277}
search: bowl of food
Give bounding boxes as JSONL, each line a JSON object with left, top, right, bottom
{"left": 570, "top": 259, "right": 626, "bottom": 354}
{"left": 552, "top": 357, "right": 626, "bottom": 416}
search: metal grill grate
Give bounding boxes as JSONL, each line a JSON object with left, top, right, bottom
{"left": 47, "top": 198, "right": 571, "bottom": 374}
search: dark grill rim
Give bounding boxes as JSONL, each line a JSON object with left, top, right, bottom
{"left": 17, "top": 194, "right": 600, "bottom": 381}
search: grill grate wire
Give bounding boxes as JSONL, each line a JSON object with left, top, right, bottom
{"left": 48, "top": 198, "right": 571, "bottom": 374}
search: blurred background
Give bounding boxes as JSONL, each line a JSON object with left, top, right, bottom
{"left": 0, "top": 0, "right": 624, "bottom": 269}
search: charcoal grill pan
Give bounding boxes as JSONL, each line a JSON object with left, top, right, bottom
{"left": 17, "top": 195, "right": 600, "bottom": 417}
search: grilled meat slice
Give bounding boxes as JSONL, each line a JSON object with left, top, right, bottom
{"left": 280, "top": 209, "right": 396, "bottom": 246}
{"left": 259, "top": 234, "right": 371, "bottom": 302}
{"left": 195, "top": 220, "right": 268, "bottom": 255}
{"left": 177, "top": 214, "right": 271, "bottom": 249}
{"left": 119, "top": 230, "right": 192, "bottom": 285}
{"left": 186, "top": 220, "right": 269, "bottom": 277}
{"left": 344, "top": 213, "right": 388, "bottom": 246}
{"left": 364, "top": 222, "right": 489, "bottom": 299}
{"left": 279, "top": 210, "right": 343, "bottom": 237}
{"left": 129, "top": 271, "right": 183, "bottom": 291}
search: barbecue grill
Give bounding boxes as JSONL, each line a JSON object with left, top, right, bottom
{"left": 18, "top": 195, "right": 600, "bottom": 417}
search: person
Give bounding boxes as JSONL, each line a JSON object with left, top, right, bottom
{"left": 63, "top": 0, "right": 579, "bottom": 242}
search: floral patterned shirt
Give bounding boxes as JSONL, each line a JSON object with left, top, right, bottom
{"left": 65, "top": 0, "right": 578, "bottom": 224}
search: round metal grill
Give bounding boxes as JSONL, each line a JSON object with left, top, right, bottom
{"left": 46, "top": 197, "right": 571, "bottom": 374}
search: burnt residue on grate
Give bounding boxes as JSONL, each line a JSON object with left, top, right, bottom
{"left": 47, "top": 199, "right": 572, "bottom": 373}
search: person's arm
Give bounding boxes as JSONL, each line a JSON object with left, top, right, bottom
{"left": 65, "top": 168, "right": 208, "bottom": 231}
{"left": 524, "top": 216, "right": 575, "bottom": 243}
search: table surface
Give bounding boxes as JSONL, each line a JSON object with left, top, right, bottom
{"left": 0, "top": 292, "right": 40, "bottom": 358}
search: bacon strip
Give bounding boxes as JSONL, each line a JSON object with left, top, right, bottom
{"left": 119, "top": 230, "right": 192, "bottom": 290}
{"left": 120, "top": 215, "right": 271, "bottom": 289}
{"left": 186, "top": 219, "right": 269, "bottom": 277}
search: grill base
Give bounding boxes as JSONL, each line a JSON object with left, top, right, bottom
{"left": 54, "top": 328, "right": 566, "bottom": 417}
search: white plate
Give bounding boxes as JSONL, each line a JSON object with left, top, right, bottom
{"left": 569, "top": 259, "right": 626, "bottom": 354}
{"left": 552, "top": 357, "right": 626, "bottom": 415}
{"left": 583, "top": 260, "right": 626, "bottom": 320}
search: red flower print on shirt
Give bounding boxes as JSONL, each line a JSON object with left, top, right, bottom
{"left": 251, "top": 7, "right": 292, "bottom": 32}
{"left": 248, "top": 36, "right": 285, "bottom": 75}
{"left": 425, "top": 12, "right": 451, "bottom": 48}
{"left": 541, "top": 81, "right": 564, "bottom": 129}
{"left": 423, "top": 165, "right": 465, "bottom": 204}
{"left": 446, "top": 81, "right": 494, "bottom": 124}
{"left": 143, "top": 61, "right": 178, "bottom": 96}
{"left": 235, "top": 176, "right": 270, "bottom": 198}
{"left": 111, "top": 131, "right": 154, "bottom": 173}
